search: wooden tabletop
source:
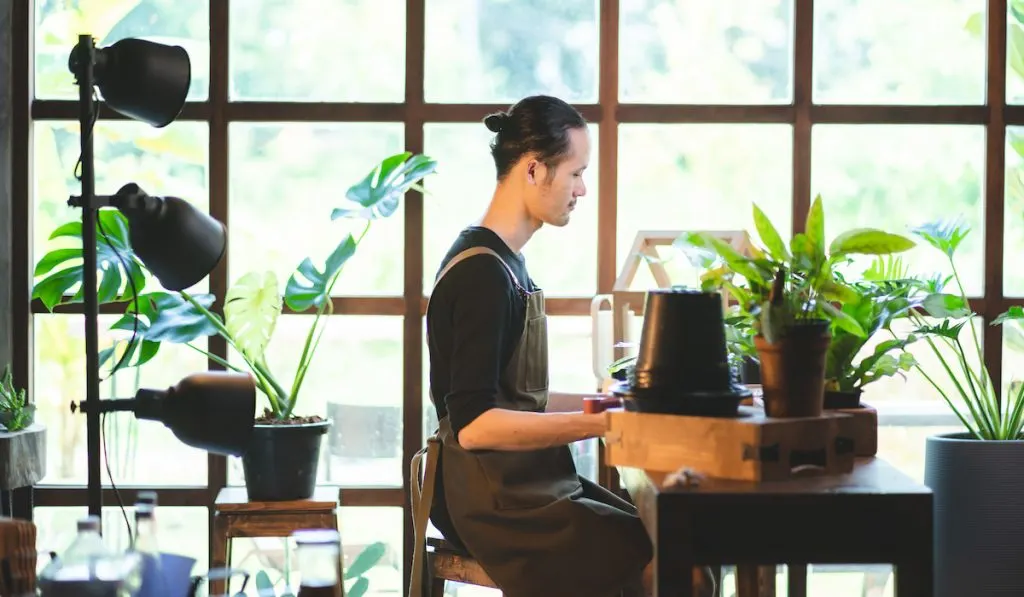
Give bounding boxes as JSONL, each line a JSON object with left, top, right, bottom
{"left": 215, "top": 486, "right": 340, "bottom": 513}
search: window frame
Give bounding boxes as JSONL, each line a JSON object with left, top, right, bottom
{"left": 7, "top": 0, "right": 1016, "bottom": 592}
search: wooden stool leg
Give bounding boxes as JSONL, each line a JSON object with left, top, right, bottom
{"left": 429, "top": 577, "right": 446, "bottom": 597}
{"left": 210, "top": 513, "right": 229, "bottom": 596}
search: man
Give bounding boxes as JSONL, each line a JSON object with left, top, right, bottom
{"left": 411, "top": 95, "right": 660, "bottom": 597}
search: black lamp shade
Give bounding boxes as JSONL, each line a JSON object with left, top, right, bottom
{"left": 115, "top": 183, "right": 226, "bottom": 291}
{"left": 133, "top": 372, "right": 256, "bottom": 457}
{"left": 85, "top": 38, "right": 191, "bottom": 128}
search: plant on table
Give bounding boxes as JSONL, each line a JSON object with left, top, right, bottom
{"left": 673, "top": 195, "right": 917, "bottom": 415}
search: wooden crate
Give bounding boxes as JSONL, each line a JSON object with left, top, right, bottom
{"left": 831, "top": 404, "right": 878, "bottom": 457}
{"left": 603, "top": 406, "right": 856, "bottom": 482}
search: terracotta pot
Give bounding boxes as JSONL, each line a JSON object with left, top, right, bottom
{"left": 754, "top": 320, "right": 831, "bottom": 418}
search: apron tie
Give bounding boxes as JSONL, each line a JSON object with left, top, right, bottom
{"left": 408, "top": 435, "right": 441, "bottom": 597}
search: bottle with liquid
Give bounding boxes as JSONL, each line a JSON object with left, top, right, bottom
{"left": 294, "top": 529, "right": 343, "bottom": 597}
{"left": 38, "top": 516, "right": 126, "bottom": 597}
{"left": 128, "top": 504, "right": 166, "bottom": 597}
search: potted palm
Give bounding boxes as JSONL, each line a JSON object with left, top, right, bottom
{"left": 33, "top": 152, "right": 437, "bottom": 500}
{"left": 675, "top": 195, "right": 916, "bottom": 417}
{"left": 900, "top": 218, "right": 1024, "bottom": 595}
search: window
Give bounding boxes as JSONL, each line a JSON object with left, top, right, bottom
{"left": 13, "top": 0, "right": 1017, "bottom": 594}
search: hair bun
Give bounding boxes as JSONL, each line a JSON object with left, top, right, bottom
{"left": 483, "top": 112, "right": 507, "bottom": 133}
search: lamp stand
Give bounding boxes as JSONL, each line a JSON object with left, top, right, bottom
{"left": 70, "top": 33, "right": 104, "bottom": 519}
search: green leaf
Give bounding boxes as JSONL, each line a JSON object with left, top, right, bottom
{"left": 751, "top": 202, "right": 789, "bottom": 261}
{"left": 672, "top": 232, "right": 719, "bottom": 269}
{"left": 915, "top": 320, "right": 967, "bottom": 340}
{"left": 254, "top": 570, "right": 275, "bottom": 596}
{"left": 921, "top": 293, "right": 972, "bottom": 319}
{"left": 993, "top": 305, "right": 1024, "bottom": 326}
{"left": 819, "top": 300, "right": 866, "bottom": 337}
{"left": 142, "top": 292, "right": 220, "bottom": 344}
{"left": 224, "top": 271, "right": 282, "bottom": 362}
{"left": 829, "top": 228, "right": 916, "bottom": 256}
{"left": 32, "top": 267, "right": 82, "bottom": 311}
{"left": 819, "top": 280, "right": 860, "bottom": 304}
{"left": 804, "top": 194, "right": 826, "bottom": 261}
{"left": 347, "top": 577, "right": 370, "bottom": 597}
{"left": 332, "top": 153, "right": 438, "bottom": 220}
{"left": 345, "top": 541, "right": 387, "bottom": 579}
{"left": 285, "top": 234, "right": 358, "bottom": 312}
{"left": 910, "top": 219, "right": 970, "bottom": 258}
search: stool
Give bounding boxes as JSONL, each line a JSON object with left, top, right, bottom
{"left": 211, "top": 486, "right": 340, "bottom": 595}
{"left": 423, "top": 524, "right": 500, "bottom": 596}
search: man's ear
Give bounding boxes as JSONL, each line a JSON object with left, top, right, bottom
{"left": 525, "top": 159, "right": 544, "bottom": 186}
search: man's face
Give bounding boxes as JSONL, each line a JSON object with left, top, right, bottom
{"left": 524, "top": 127, "right": 590, "bottom": 227}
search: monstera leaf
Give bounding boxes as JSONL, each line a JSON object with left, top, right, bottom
{"left": 284, "top": 234, "right": 357, "bottom": 312}
{"left": 331, "top": 152, "right": 438, "bottom": 220}
{"left": 224, "top": 271, "right": 282, "bottom": 362}
{"left": 33, "top": 210, "right": 147, "bottom": 311}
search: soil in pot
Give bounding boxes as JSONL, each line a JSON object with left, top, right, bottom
{"left": 754, "top": 319, "right": 831, "bottom": 418}
{"left": 242, "top": 411, "right": 331, "bottom": 501}
{"left": 823, "top": 388, "right": 862, "bottom": 409}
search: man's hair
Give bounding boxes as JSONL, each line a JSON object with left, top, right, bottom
{"left": 483, "top": 95, "right": 587, "bottom": 182}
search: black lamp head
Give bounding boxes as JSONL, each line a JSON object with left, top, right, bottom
{"left": 114, "top": 183, "right": 226, "bottom": 291}
{"left": 69, "top": 37, "right": 191, "bottom": 128}
{"left": 133, "top": 371, "right": 256, "bottom": 457}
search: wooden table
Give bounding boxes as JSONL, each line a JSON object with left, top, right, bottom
{"left": 616, "top": 457, "right": 933, "bottom": 597}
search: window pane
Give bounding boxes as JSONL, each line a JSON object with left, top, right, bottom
{"left": 424, "top": 0, "right": 599, "bottom": 103}
{"left": 1006, "top": 127, "right": 1024, "bottom": 295}
{"left": 879, "top": 426, "right": 962, "bottom": 484}
{"left": 619, "top": 0, "right": 794, "bottom": 104}
{"left": 34, "top": 314, "right": 209, "bottom": 485}
{"left": 812, "top": 125, "right": 985, "bottom": 295}
{"left": 616, "top": 124, "right": 793, "bottom": 272}
{"left": 33, "top": 120, "right": 211, "bottom": 294}
{"left": 423, "top": 124, "right": 598, "bottom": 296}
{"left": 229, "top": 0, "right": 405, "bottom": 102}
{"left": 227, "top": 315, "right": 403, "bottom": 488}
{"left": 35, "top": 506, "right": 209, "bottom": 573}
{"left": 34, "top": 0, "right": 209, "bottom": 101}
{"left": 813, "top": 0, "right": 986, "bottom": 104}
{"left": 1009, "top": 6, "right": 1024, "bottom": 103}
{"left": 228, "top": 123, "right": 405, "bottom": 296}
{"left": 1003, "top": 319, "right": 1024, "bottom": 400}
{"left": 225, "top": 507, "right": 403, "bottom": 595}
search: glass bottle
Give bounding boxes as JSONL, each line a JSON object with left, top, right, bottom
{"left": 294, "top": 529, "right": 342, "bottom": 597}
{"left": 38, "top": 516, "right": 126, "bottom": 597}
{"left": 128, "top": 504, "right": 166, "bottom": 597}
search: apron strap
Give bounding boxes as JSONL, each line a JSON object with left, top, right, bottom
{"left": 408, "top": 435, "right": 441, "bottom": 597}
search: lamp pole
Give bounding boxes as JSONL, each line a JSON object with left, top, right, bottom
{"left": 70, "top": 33, "right": 104, "bottom": 519}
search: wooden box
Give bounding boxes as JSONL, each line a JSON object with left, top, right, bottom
{"left": 603, "top": 407, "right": 856, "bottom": 482}
{"left": 831, "top": 404, "right": 878, "bottom": 457}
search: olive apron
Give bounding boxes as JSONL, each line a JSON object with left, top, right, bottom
{"left": 410, "top": 247, "right": 653, "bottom": 597}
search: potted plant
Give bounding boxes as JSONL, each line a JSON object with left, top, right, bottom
{"left": 896, "top": 217, "right": 1024, "bottom": 595}
{"left": 820, "top": 256, "right": 923, "bottom": 408}
{"left": 33, "top": 152, "right": 437, "bottom": 501}
{"left": 674, "top": 195, "right": 916, "bottom": 417}
{"left": 0, "top": 364, "right": 46, "bottom": 491}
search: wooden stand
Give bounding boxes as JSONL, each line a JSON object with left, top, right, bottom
{"left": 604, "top": 407, "right": 856, "bottom": 482}
{"left": 0, "top": 424, "right": 45, "bottom": 491}
{"left": 831, "top": 404, "right": 878, "bottom": 457}
{"left": 211, "top": 486, "right": 341, "bottom": 596}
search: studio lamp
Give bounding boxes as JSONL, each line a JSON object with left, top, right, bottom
{"left": 66, "top": 34, "right": 251, "bottom": 518}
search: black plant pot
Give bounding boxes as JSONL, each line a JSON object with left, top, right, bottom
{"left": 925, "top": 432, "right": 1024, "bottom": 596}
{"left": 242, "top": 419, "right": 331, "bottom": 501}
{"left": 823, "top": 388, "right": 862, "bottom": 409}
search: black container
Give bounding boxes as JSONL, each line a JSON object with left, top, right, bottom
{"left": 823, "top": 388, "right": 862, "bottom": 409}
{"left": 242, "top": 420, "right": 331, "bottom": 501}
{"left": 628, "top": 288, "right": 750, "bottom": 416}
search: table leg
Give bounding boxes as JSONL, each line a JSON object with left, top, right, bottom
{"left": 786, "top": 564, "right": 807, "bottom": 597}
{"left": 735, "top": 565, "right": 776, "bottom": 597}
{"left": 894, "top": 559, "right": 932, "bottom": 597}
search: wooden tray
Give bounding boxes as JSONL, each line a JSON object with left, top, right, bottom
{"left": 604, "top": 406, "right": 856, "bottom": 482}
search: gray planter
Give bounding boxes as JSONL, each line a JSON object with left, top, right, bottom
{"left": 925, "top": 432, "right": 1024, "bottom": 596}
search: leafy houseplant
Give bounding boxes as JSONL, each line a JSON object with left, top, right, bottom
{"left": 0, "top": 364, "right": 33, "bottom": 432}
{"left": 675, "top": 195, "right": 916, "bottom": 417}
{"left": 33, "top": 152, "right": 438, "bottom": 500}
{"left": 903, "top": 217, "right": 1024, "bottom": 596}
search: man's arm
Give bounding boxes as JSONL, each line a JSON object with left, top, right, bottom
{"left": 443, "top": 257, "right": 606, "bottom": 451}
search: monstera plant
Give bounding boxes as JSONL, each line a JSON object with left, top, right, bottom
{"left": 33, "top": 152, "right": 438, "bottom": 500}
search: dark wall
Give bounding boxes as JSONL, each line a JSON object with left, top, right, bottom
{"left": 0, "top": 1, "right": 12, "bottom": 370}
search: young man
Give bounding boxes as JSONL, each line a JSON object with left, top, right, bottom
{"left": 412, "top": 95, "right": 658, "bottom": 597}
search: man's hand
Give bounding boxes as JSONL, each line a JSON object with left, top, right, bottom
{"left": 458, "top": 408, "right": 607, "bottom": 451}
